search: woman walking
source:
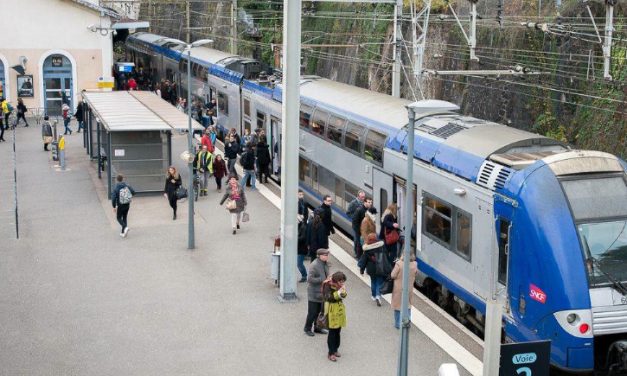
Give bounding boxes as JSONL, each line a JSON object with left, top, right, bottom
{"left": 359, "top": 233, "right": 387, "bottom": 306}
{"left": 391, "top": 253, "right": 418, "bottom": 329}
{"left": 219, "top": 174, "right": 247, "bottom": 234}
{"left": 164, "top": 166, "right": 182, "bottom": 220}
{"left": 212, "top": 154, "right": 227, "bottom": 192}
{"left": 16, "top": 98, "right": 29, "bottom": 127}
{"left": 380, "top": 203, "right": 401, "bottom": 264}
{"left": 324, "top": 271, "right": 347, "bottom": 362}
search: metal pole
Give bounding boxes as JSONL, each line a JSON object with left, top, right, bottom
{"left": 469, "top": 0, "right": 478, "bottom": 61}
{"left": 603, "top": 1, "right": 614, "bottom": 80}
{"left": 231, "top": 0, "right": 238, "bottom": 54}
{"left": 186, "top": 0, "right": 191, "bottom": 44}
{"left": 397, "top": 107, "right": 415, "bottom": 376}
{"left": 392, "top": 0, "right": 402, "bottom": 98}
{"left": 278, "top": 0, "right": 301, "bottom": 302}
{"left": 12, "top": 126, "right": 18, "bottom": 239}
{"left": 187, "top": 47, "right": 195, "bottom": 250}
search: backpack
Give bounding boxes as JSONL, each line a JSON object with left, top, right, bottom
{"left": 7, "top": 103, "right": 14, "bottom": 112}
{"left": 118, "top": 186, "right": 132, "bottom": 205}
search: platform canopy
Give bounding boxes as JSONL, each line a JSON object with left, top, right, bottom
{"left": 82, "top": 91, "right": 203, "bottom": 132}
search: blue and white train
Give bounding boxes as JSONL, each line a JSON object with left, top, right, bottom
{"left": 125, "top": 32, "right": 627, "bottom": 373}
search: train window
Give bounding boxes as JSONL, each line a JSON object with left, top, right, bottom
{"left": 455, "top": 210, "right": 472, "bottom": 260}
{"left": 299, "top": 157, "right": 310, "bottom": 184}
{"left": 257, "top": 111, "right": 266, "bottom": 129}
{"left": 218, "top": 92, "right": 229, "bottom": 115}
{"left": 311, "top": 164, "right": 319, "bottom": 192}
{"left": 497, "top": 220, "right": 510, "bottom": 285}
{"left": 243, "top": 98, "right": 251, "bottom": 117}
{"left": 422, "top": 195, "right": 452, "bottom": 247}
{"left": 364, "top": 130, "right": 386, "bottom": 165}
{"left": 335, "top": 179, "right": 345, "bottom": 209}
{"left": 179, "top": 59, "right": 187, "bottom": 74}
{"left": 327, "top": 116, "right": 346, "bottom": 145}
{"left": 311, "top": 109, "right": 329, "bottom": 137}
{"left": 300, "top": 105, "right": 313, "bottom": 129}
{"left": 344, "top": 183, "right": 360, "bottom": 209}
{"left": 344, "top": 122, "right": 365, "bottom": 153}
{"left": 318, "top": 166, "right": 335, "bottom": 200}
{"left": 380, "top": 189, "right": 388, "bottom": 215}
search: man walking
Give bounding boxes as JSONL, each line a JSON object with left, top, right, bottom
{"left": 111, "top": 174, "right": 135, "bottom": 238}
{"left": 74, "top": 99, "right": 85, "bottom": 133}
{"left": 352, "top": 197, "right": 372, "bottom": 259}
{"left": 224, "top": 135, "right": 240, "bottom": 173}
{"left": 304, "top": 248, "right": 330, "bottom": 337}
{"left": 240, "top": 145, "right": 256, "bottom": 190}
{"left": 193, "top": 144, "right": 214, "bottom": 196}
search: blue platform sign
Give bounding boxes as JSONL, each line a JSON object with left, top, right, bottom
{"left": 500, "top": 340, "right": 551, "bottom": 376}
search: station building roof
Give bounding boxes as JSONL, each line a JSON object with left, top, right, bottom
{"left": 82, "top": 91, "right": 203, "bottom": 132}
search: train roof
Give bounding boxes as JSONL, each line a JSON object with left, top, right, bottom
{"left": 184, "top": 47, "right": 237, "bottom": 66}
{"left": 127, "top": 32, "right": 163, "bottom": 44}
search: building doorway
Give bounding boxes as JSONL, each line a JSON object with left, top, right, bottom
{"left": 43, "top": 54, "right": 73, "bottom": 116}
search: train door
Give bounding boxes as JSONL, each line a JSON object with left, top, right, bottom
{"left": 373, "top": 167, "right": 393, "bottom": 232}
{"left": 497, "top": 218, "right": 513, "bottom": 316}
{"left": 394, "top": 176, "right": 418, "bottom": 251}
{"left": 242, "top": 96, "right": 252, "bottom": 134}
{"left": 472, "top": 197, "right": 495, "bottom": 301}
{"left": 270, "top": 116, "right": 281, "bottom": 179}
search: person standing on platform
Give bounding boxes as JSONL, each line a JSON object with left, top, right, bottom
{"left": 212, "top": 154, "right": 227, "bottom": 192}
{"left": 164, "top": 166, "right": 182, "bottom": 220}
{"left": 111, "top": 174, "right": 135, "bottom": 238}
{"left": 391, "top": 253, "right": 418, "bottom": 329}
{"left": 297, "top": 215, "right": 309, "bottom": 282}
{"left": 41, "top": 116, "right": 53, "bottom": 150}
{"left": 219, "top": 174, "right": 247, "bottom": 235}
{"left": 304, "top": 248, "right": 329, "bottom": 337}
{"left": 359, "top": 233, "right": 387, "bottom": 307}
{"left": 200, "top": 129, "right": 214, "bottom": 153}
{"left": 324, "top": 271, "right": 347, "bottom": 362}
{"left": 74, "top": 99, "right": 84, "bottom": 133}
{"left": 224, "top": 135, "right": 240, "bottom": 173}
{"left": 346, "top": 190, "right": 366, "bottom": 219}
{"left": 298, "top": 190, "right": 309, "bottom": 223}
{"left": 239, "top": 145, "right": 256, "bottom": 190}
{"left": 380, "top": 203, "right": 401, "bottom": 265}
{"left": 351, "top": 197, "right": 371, "bottom": 259}
{"left": 319, "top": 195, "right": 335, "bottom": 237}
{"left": 16, "top": 98, "right": 29, "bottom": 127}
{"left": 360, "top": 207, "right": 377, "bottom": 245}
{"left": 255, "top": 139, "right": 271, "bottom": 184}
{"left": 62, "top": 102, "right": 72, "bottom": 135}
{"left": 193, "top": 144, "right": 213, "bottom": 197}
{"left": 306, "top": 209, "right": 328, "bottom": 261}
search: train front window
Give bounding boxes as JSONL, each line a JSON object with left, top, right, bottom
{"left": 578, "top": 220, "right": 627, "bottom": 287}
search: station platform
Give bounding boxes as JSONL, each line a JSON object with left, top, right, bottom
{"left": 0, "top": 121, "right": 483, "bottom": 375}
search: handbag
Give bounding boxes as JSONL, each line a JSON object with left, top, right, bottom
{"left": 175, "top": 186, "right": 188, "bottom": 200}
{"left": 241, "top": 211, "right": 249, "bottom": 222}
{"left": 384, "top": 227, "right": 400, "bottom": 246}
{"left": 379, "top": 277, "right": 394, "bottom": 295}
{"left": 315, "top": 302, "right": 329, "bottom": 329}
{"left": 225, "top": 198, "right": 237, "bottom": 210}
{"left": 43, "top": 136, "right": 53, "bottom": 144}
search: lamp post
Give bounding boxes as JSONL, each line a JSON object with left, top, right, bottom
{"left": 184, "top": 39, "right": 213, "bottom": 250}
{"left": 398, "top": 100, "right": 460, "bottom": 376}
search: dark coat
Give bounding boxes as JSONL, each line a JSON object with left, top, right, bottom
{"left": 224, "top": 141, "right": 240, "bottom": 159}
{"left": 212, "top": 158, "right": 227, "bottom": 179}
{"left": 297, "top": 220, "right": 308, "bottom": 256}
{"left": 111, "top": 182, "right": 135, "bottom": 208}
{"left": 306, "top": 221, "right": 328, "bottom": 259}
{"left": 240, "top": 149, "right": 255, "bottom": 170}
{"left": 319, "top": 203, "right": 335, "bottom": 236}
{"left": 307, "top": 258, "right": 329, "bottom": 302}
{"left": 255, "top": 142, "right": 271, "bottom": 168}
{"left": 164, "top": 174, "right": 182, "bottom": 198}
{"left": 379, "top": 213, "right": 398, "bottom": 241}
{"left": 352, "top": 203, "right": 367, "bottom": 231}
{"left": 41, "top": 121, "right": 53, "bottom": 137}
{"left": 74, "top": 102, "right": 84, "bottom": 120}
{"left": 359, "top": 240, "right": 387, "bottom": 277}
{"left": 17, "top": 103, "right": 27, "bottom": 115}
{"left": 298, "top": 198, "right": 309, "bottom": 222}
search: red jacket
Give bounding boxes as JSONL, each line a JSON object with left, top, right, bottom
{"left": 201, "top": 134, "right": 214, "bottom": 153}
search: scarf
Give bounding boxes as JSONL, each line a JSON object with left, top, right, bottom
{"left": 229, "top": 180, "right": 240, "bottom": 200}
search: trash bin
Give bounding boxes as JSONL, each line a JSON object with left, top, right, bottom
{"left": 271, "top": 251, "right": 281, "bottom": 285}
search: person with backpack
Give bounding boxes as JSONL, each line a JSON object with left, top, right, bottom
{"left": 16, "top": 98, "right": 29, "bottom": 127}
{"left": 164, "top": 166, "right": 182, "bottom": 220}
{"left": 359, "top": 233, "right": 388, "bottom": 307}
{"left": 111, "top": 174, "right": 135, "bottom": 238}
{"left": 62, "top": 102, "right": 72, "bottom": 135}
{"left": 324, "top": 271, "right": 348, "bottom": 362}
{"left": 239, "top": 145, "right": 256, "bottom": 190}
{"left": 304, "top": 248, "right": 329, "bottom": 337}
{"left": 193, "top": 144, "right": 213, "bottom": 197}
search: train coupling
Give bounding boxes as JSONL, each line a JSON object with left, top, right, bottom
{"left": 606, "top": 340, "right": 627, "bottom": 374}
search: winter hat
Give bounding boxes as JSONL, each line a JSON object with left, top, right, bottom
{"left": 366, "top": 233, "right": 378, "bottom": 245}
{"left": 316, "top": 248, "right": 330, "bottom": 256}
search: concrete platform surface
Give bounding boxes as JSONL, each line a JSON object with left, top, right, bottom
{"left": 0, "top": 122, "right": 474, "bottom": 375}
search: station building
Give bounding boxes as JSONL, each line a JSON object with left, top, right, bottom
{"left": 0, "top": 0, "right": 122, "bottom": 116}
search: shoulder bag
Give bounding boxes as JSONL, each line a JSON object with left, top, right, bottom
{"left": 225, "top": 198, "right": 237, "bottom": 210}
{"left": 176, "top": 186, "right": 188, "bottom": 200}
{"left": 384, "top": 227, "right": 400, "bottom": 246}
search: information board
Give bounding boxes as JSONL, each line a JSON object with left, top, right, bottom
{"left": 500, "top": 340, "right": 551, "bottom": 376}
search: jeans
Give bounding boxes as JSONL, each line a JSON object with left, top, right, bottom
{"left": 327, "top": 328, "right": 341, "bottom": 355}
{"left": 215, "top": 176, "right": 222, "bottom": 190}
{"left": 227, "top": 158, "right": 237, "bottom": 173}
{"left": 370, "top": 275, "right": 384, "bottom": 298}
{"left": 352, "top": 228, "right": 362, "bottom": 258}
{"left": 76, "top": 120, "right": 84, "bottom": 132}
{"left": 297, "top": 254, "right": 307, "bottom": 279}
{"left": 63, "top": 118, "right": 72, "bottom": 134}
{"left": 394, "top": 309, "right": 412, "bottom": 329}
{"left": 304, "top": 301, "right": 323, "bottom": 332}
{"left": 116, "top": 203, "right": 130, "bottom": 232}
{"left": 241, "top": 169, "right": 256, "bottom": 189}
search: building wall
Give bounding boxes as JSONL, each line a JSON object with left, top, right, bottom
{"left": 0, "top": 0, "right": 113, "bottom": 111}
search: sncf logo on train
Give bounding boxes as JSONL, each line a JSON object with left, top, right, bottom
{"left": 529, "top": 284, "right": 547, "bottom": 304}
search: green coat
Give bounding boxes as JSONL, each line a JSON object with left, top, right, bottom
{"left": 325, "top": 287, "right": 347, "bottom": 329}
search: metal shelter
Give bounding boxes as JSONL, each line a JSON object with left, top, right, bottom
{"left": 82, "top": 91, "right": 203, "bottom": 196}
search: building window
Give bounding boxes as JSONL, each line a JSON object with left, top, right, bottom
{"left": 311, "top": 109, "right": 328, "bottom": 137}
{"left": 344, "top": 122, "right": 365, "bottom": 154}
{"left": 423, "top": 195, "right": 452, "bottom": 246}
{"left": 218, "top": 92, "right": 229, "bottom": 115}
{"left": 327, "top": 116, "right": 345, "bottom": 145}
{"left": 364, "top": 130, "right": 386, "bottom": 165}
{"left": 300, "top": 105, "right": 313, "bottom": 129}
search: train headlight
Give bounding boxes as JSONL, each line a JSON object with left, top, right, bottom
{"left": 554, "top": 309, "right": 592, "bottom": 339}
{"left": 566, "top": 313, "right": 579, "bottom": 324}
